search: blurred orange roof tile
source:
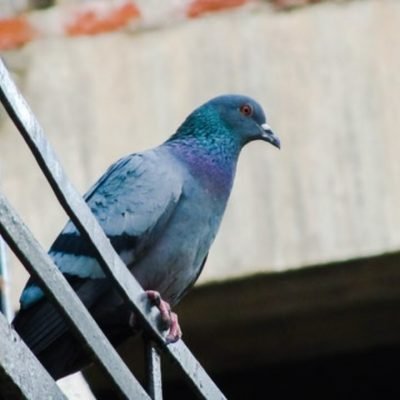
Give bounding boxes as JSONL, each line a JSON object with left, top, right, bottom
{"left": 0, "top": 16, "right": 36, "bottom": 50}
{"left": 65, "top": 3, "right": 140, "bottom": 36}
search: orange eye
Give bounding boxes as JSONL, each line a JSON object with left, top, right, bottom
{"left": 240, "top": 104, "right": 253, "bottom": 117}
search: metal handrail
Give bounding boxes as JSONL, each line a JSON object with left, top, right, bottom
{"left": 0, "top": 236, "right": 14, "bottom": 322}
{"left": 0, "top": 311, "right": 67, "bottom": 399}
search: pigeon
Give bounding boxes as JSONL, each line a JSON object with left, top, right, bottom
{"left": 12, "top": 94, "right": 280, "bottom": 380}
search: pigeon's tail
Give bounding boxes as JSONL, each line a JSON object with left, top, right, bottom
{"left": 12, "top": 292, "right": 135, "bottom": 380}
{"left": 34, "top": 333, "right": 90, "bottom": 380}
{"left": 12, "top": 302, "right": 90, "bottom": 380}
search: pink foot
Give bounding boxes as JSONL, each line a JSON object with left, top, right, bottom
{"left": 146, "top": 290, "right": 182, "bottom": 344}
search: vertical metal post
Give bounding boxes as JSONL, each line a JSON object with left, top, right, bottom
{"left": 0, "top": 235, "right": 13, "bottom": 322}
{"left": 145, "top": 339, "right": 163, "bottom": 400}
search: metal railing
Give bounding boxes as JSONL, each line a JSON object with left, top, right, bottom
{"left": 0, "top": 58, "right": 226, "bottom": 400}
{"left": 0, "top": 235, "right": 13, "bottom": 323}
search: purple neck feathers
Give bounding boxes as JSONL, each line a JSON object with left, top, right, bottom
{"left": 166, "top": 139, "right": 239, "bottom": 197}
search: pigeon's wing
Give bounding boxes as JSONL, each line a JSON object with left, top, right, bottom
{"left": 14, "top": 150, "right": 183, "bottom": 360}
{"left": 19, "top": 150, "right": 183, "bottom": 309}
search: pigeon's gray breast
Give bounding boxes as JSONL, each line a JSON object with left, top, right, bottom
{"left": 130, "top": 147, "right": 228, "bottom": 305}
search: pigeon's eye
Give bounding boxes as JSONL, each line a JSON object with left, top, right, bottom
{"left": 240, "top": 104, "right": 253, "bottom": 117}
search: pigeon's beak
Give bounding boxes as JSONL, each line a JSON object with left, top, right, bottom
{"left": 261, "top": 123, "right": 281, "bottom": 149}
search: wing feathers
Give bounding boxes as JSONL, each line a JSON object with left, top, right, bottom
{"left": 19, "top": 149, "right": 183, "bottom": 308}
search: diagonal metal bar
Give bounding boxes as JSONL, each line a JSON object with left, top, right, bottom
{"left": 0, "top": 235, "right": 13, "bottom": 322}
{"left": 0, "top": 58, "right": 226, "bottom": 399}
{"left": 0, "top": 193, "right": 150, "bottom": 400}
{"left": 0, "top": 312, "right": 66, "bottom": 400}
{"left": 145, "top": 340, "right": 163, "bottom": 400}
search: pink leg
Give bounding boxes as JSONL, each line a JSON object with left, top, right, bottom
{"left": 146, "top": 290, "right": 182, "bottom": 344}
{"left": 166, "top": 311, "right": 182, "bottom": 344}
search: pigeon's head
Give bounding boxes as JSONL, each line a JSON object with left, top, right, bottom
{"left": 168, "top": 95, "right": 280, "bottom": 189}
{"left": 208, "top": 94, "right": 280, "bottom": 149}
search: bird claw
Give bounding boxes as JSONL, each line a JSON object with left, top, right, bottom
{"left": 165, "top": 311, "right": 182, "bottom": 344}
{"left": 146, "top": 290, "right": 182, "bottom": 344}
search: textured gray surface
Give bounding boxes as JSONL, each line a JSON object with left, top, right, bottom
{"left": 0, "top": 0, "right": 399, "bottom": 308}
{"left": 0, "top": 312, "right": 66, "bottom": 400}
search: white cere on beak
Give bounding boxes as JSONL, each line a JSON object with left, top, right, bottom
{"left": 261, "top": 123, "right": 273, "bottom": 132}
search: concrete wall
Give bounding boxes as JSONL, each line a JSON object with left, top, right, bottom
{"left": 1, "top": 0, "right": 399, "bottom": 307}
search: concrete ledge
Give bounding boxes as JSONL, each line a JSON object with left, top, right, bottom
{"left": 83, "top": 251, "right": 400, "bottom": 395}
{"left": 178, "top": 251, "right": 400, "bottom": 372}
